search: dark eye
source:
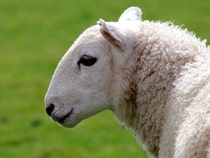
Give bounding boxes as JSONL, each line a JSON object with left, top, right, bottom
{"left": 78, "top": 54, "right": 97, "bottom": 67}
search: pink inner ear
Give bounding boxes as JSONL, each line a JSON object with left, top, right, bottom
{"left": 101, "top": 30, "right": 122, "bottom": 50}
{"left": 102, "top": 30, "right": 117, "bottom": 43}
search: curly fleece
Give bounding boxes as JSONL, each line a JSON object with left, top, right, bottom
{"left": 111, "top": 11, "right": 209, "bottom": 158}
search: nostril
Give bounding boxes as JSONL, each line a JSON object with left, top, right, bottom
{"left": 46, "top": 103, "right": 55, "bottom": 116}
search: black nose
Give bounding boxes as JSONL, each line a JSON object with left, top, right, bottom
{"left": 46, "top": 103, "right": 55, "bottom": 116}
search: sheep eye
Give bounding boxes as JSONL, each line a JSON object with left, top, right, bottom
{"left": 78, "top": 54, "right": 97, "bottom": 67}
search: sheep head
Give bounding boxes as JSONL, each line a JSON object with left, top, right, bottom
{"left": 44, "top": 7, "right": 142, "bottom": 127}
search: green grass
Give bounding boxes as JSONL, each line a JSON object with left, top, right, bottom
{"left": 0, "top": 0, "right": 209, "bottom": 158}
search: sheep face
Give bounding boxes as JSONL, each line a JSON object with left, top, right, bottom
{"left": 44, "top": 7, "right": 142, "bottom": 127}
{"left": 44, "top": 27, "right": 115, "bottom": 127}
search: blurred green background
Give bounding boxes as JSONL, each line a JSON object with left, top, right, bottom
{"left": 0, "top": 0, "right": 209, "bottom": 158}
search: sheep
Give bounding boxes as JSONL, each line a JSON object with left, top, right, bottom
{"left": 44, "top": 7, "right": 210, "bottom": 158}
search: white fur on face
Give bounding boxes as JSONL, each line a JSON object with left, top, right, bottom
{"left": 45, "top": 7, "right": 141, "bottom": 127}
{"left": 45, "top": 26, "right": 114, "bottom": 127}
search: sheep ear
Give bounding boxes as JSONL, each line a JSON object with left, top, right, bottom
{"left": 118, "top": 7, "right": 142, "bottom": 22}
{"left": 98, "top": 19, "right": 125, "bottom": 51}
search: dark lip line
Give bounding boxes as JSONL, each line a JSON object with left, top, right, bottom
{"left": 58, "top": 108, "right": 74, "bottom": 124}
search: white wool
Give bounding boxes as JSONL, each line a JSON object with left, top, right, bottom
{"left": 45, "top": 7, "right": 210, "bottom": 158}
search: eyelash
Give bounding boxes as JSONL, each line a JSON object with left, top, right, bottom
{"left": 78, "top": 54, "right": 97, "bottom": 67}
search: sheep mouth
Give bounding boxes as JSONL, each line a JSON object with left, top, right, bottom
{"left": 56, "top": 108, "right": 74, "bottom": 124}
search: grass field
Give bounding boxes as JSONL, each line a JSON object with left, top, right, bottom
{"left": 0, "top": 0, "right": 209, "bottom": 158}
